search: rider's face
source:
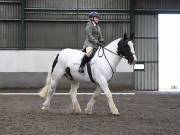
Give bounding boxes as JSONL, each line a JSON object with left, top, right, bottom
{"left": 94, "top": 17, "right": 100, "bottom": 24}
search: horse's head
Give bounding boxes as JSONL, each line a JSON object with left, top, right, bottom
{"left": 117, "top": 33, "right": 137, "bottom": 65}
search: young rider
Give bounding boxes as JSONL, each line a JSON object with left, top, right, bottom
{"left": 78, "top": 11, "right": 104, "bottom": 73}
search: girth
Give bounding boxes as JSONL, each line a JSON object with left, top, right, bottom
{"left": 87, "top": 63, "right": 95, "bottom": 83}
{"left": 64, "top": 64, "right": 95, "bottom": 83}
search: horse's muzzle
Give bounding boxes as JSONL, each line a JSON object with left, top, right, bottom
{"left": 132, "top": 55, "right": 137, "bottom": 65}
{"left": 128, "top": 55, "right": 137, "bottom": 65}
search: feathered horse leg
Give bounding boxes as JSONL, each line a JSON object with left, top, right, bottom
{"left": 85, "top": 85, "right": 101, "bottom": 114}
{"left": 39, "top": 71, "right": 52, "bottom": 99}
{"left": 41, "top": 76, "right": 58, "bottom": 110}
{"left": 97, "top": 76, "right": 119, "bottom": 115}
{"left": 39, "top": 53, "right": 64, "bottom": 111}
{"left": 69, "top": 81, "right": 81, "bottom": 113}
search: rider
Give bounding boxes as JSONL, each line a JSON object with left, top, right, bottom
{"left": 78, "top": 11, "right": 104, "bottom": 73}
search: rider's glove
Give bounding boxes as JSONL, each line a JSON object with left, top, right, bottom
{"left": 97, "top": 42, "right": 104, "bottom": 47}
{"left": 99, "top": 40, "right": 105, "bottom": 44}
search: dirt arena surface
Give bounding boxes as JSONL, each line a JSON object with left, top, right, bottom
{"left": 0, "top": 91, "right": 180, "bottom": 135}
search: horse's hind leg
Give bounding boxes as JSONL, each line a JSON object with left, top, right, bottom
{"left": 69, "top": 81, "right": 81, "bottom": 113}
{"left": 41, "top": 70, "right": 64, "bottom": 110}
{"left": 85, "top": 86, "right": 101, "bottom": 114}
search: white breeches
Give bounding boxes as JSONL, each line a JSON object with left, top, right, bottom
{"left": 85, "top": 47, "right": 93, "bottom": 57}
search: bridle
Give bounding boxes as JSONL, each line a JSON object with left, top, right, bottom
{"left": 97, "top": 43, "right": 135, "bottom": 82}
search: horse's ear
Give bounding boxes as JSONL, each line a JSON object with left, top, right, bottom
{"left": 130, "top": 33, "right": 135, "bottom": 40}
{"left": 123, "top": 33, "right": 127, "bottom": 41}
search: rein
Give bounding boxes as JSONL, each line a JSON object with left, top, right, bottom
{"left": 97, "top": 46, "right": 122, "bottom": 82}
{"left": 104, "top": 48, "right": 119, "bottom": 56}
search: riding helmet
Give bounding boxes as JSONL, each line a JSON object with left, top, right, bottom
{"left": 88, "top": 11, "right": 100, "bottom": 18}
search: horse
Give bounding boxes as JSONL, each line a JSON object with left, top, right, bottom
{"left": 39, "top": 33, "right": 137, "bottom": 115}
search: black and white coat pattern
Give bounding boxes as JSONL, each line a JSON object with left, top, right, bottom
{"left": 39, "top": 33, "right": 137, "bottom": 115}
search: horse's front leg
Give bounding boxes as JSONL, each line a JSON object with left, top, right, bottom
{"left": 97, "top": 76, "right": 119, "bottom": 115}
{"left": 69, "top": 81, "right": 81, "bottom": 113}
{"left": 85, "top": 86, "right": 101, "bottom": 114}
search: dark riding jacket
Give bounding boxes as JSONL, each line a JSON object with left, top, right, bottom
{"left": 83, "top": 21, "right": 104, "bottom": 49}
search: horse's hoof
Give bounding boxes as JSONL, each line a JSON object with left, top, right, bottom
{"left": 71, "top": 106, "right": 82, "bottom": 114}
{"left": 112, "top": 112, "right": 120, "bottom": 116}
{"left": 73, "top": 110, "right": 82, "bottom": 113}
{"left": 71, "top": 109, "right": 82, "bottom": 114}
{"left": 84, "top": 108, "right": 92, "bottom": 114}
{"left": 71, "top": 109, "right": 81, "bottom": 114}
{"left": 41, "top": 106, "right": 49, "bottom": 111}
{"left": 84, "top": 110, "right": 92, "bottom": 114}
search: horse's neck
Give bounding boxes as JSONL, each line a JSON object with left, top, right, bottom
{"left": 105, "top": 38, "right": 120, "bottom": 51}
{"left": 104, "top": 39, "right": 121, "bottom": 70}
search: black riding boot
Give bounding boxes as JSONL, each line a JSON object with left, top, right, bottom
{"left": 78, "top": 54, "right": 89, "bottom": 73}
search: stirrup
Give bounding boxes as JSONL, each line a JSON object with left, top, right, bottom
{"left": 78, "top": 67, "right": 84, "bottom": 73}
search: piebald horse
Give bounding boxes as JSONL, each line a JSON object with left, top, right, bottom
{"left": 39, "top": 33, "right": 137, "bottom": 115}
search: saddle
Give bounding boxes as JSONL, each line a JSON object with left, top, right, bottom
{"left": 77, "top": 47, "right": 98, "bottom": 65}
{"left": 65, "top": 48, "right": 98, "bottom": 83}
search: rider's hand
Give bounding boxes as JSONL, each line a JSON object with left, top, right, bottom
{"left": 99, "top": 40, "right": 105, "bottom": 45}
{"left": 97, "top": 42, "right": 104, "bottom": 46}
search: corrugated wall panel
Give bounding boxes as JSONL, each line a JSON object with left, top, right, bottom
{"left": 101, "top": 22, "right": 129, "bottom": 44}
{"left": 26, "top": 22, "right": 78, "bottom": 48}
{"left": 135, "top": 15, "right": 158, "bottom": 37}
{"left": 0, "top": 3, "right": 20, "bottom": 19}
{"left": 26, "top": 0, "right": 77, "bottom": 8}
{"left": 135, "top": 64, "right": 158, "bottom": 90}
{"left": 0, "top": 2, "right": 20, "bottom": 48}
{"left": 26, "top": 12, "right": 78, "bottom": 20}
{"left": 1, "top": 0, "right": 130, "bottom": 49}
{"left": 26, "top": 21, "right": 129, "bottom": 49}
{"left": 0, "top": 22, "right": 20, "bottom": 48}
{"left": 78, "top": 13, "right": 129, "bottom": 21}
{"left": 136, "top": 39, "right": 158, "bottom": 62}
{"left": 136, "top": 0, "right": 180, "bottom": 9}
{"left": 25, "top": 11, "right": 129, "bottom": 48}
{"left": 78, "top": 0, "right": 129, "bottom": 9}
{"left": 135, "top": 15, "right": 158, "bottom": 90}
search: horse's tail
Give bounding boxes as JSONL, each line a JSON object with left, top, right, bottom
{"left": 39, "top": 71, "right": 52, "bottom": 98}
{"left": 39, "top": 53, "right": 59, "bottom": 98}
